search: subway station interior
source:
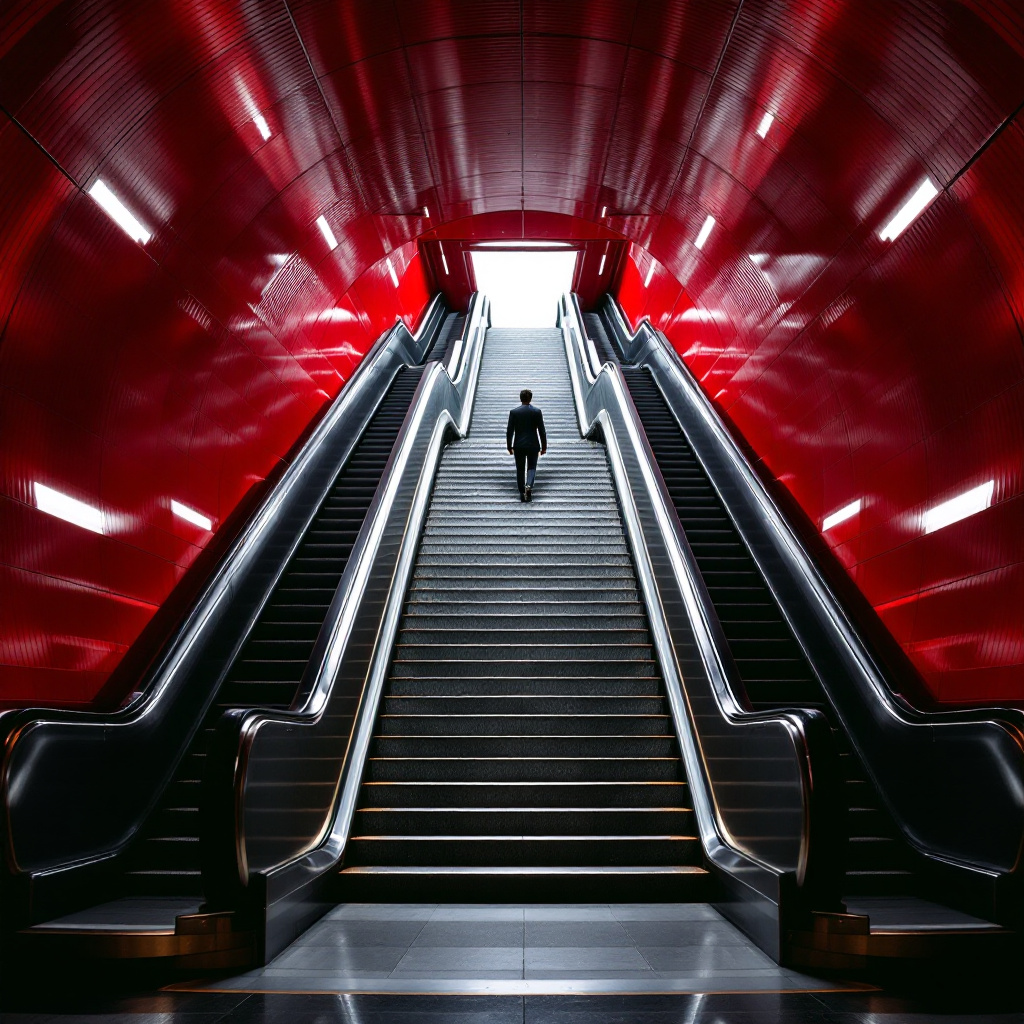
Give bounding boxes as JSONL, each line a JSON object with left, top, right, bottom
{"left": 1, "top": 1, "right": 1023, "bottom": 1021}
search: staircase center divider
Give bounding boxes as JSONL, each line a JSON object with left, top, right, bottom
{"left": 558, "top": 292, "right": 845, "bottom": 960}
{"left": 201, "top": 295, "right": 490, "bottom": 961}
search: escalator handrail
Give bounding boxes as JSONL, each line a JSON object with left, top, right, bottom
{"left": 201, "top": 295, "right": 489, "bottom": 926}
{"left": 0, "top": 297, "right": 448, "bottom": 886}
{"left": 602, "top": 295, "right": 1024, "bottom": 898}
{"left": 559, "top": 292, "right": 844, "bottom": 912}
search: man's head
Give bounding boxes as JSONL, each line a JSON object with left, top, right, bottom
{"left": 520, "top": 389, "right": 532, "bottom": 404}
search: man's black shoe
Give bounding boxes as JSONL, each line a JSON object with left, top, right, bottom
{"left": 524, "top": 485, "right": 532, "bottom": 502}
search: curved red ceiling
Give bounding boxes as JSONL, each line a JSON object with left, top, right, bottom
{"left": 1, "top": 1, "right": 1022, "bottom": 707}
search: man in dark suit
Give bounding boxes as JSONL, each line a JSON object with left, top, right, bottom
{"left": 506, "top": 389, "right": 547, "bottom": 502}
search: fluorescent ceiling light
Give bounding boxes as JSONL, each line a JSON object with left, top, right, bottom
{"left": 694, "top": 214, "right": 716, "bottom": 250}
{"left": 922, "top": 480, "right": 994, "bottom": 534}
{"left": 474, "top": 240, "right": 573, "bottom": 249}
{"left": 253, "top": 113, "right": 271, "bottom": 140}
{"left": 600, "top": 206, "right": 607, "bottom": 218}
{"left": 88, "top": 179, "right": 151, "bottom": 244}
{"left": 423, "top": 206, "right": 430, "bottom": 218}
{"left": 756, "top": 111, "right": 774, "bottom": 138}
{"left": 440, "top": 249, "right": 449, "bottom": 275}
{"left": 171, "top": 499, "right": 212, "bottom": 531}
{"left": 822, "top": 498, "right": 862, "bottom": 532}
{"left": 316, "top": 215, "right": 338, "bottom": 250}
{"left": 644, "top": 261, "right": 655, "bottom": 287}
{"left": 34, "top": 482, "right": 105, "bottom": 534}
{"left": 879, "top": 178, "right": 939, "bottom": 241}
{"left": 386, "top": 257, "right": 399, "bottom": 288}
{"left": 598, "top": 254, "right": 607, "bottom": 275}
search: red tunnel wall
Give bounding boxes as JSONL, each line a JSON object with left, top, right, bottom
{"left": 616, "top": 138, "right": 1024, "bottom": 707}
{"left": 0, "top": 227, "right": 431, "bottom": 710}
{"left": 1, "top": 1, "right": 1022, "bottom": 711}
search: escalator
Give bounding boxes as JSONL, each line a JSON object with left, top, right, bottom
{"left": 11, "top": 308, "right": 465, "bottom": 954}
{"left": 617, "top": 365, "right": 916, "bottom": 901}
{"left": 337, "top": 326, "right": 713, "bottom": 899}
{"left": 581, "top": 300, "right": 1020, "bottom": 964}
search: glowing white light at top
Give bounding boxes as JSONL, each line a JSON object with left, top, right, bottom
{"left": 316, "top": 215, "right": 338, "bottom": 250}
{"left": 694, "top": 214, "right": 716, "bottom": 250}
{"left": 756, "top": 111, "right": 775, "bottom": 138}
{"left": 253, "top": 113, "right": 271, "bottom": 140}
{"left": 88, "top": 180, "right": 151, "bottom": 244}
{"left": 822, "top": 498, "right": 862, "bottom": 532}
{"left": 386, "top": 257, "right": 399, "bottom": 288}
{"left": 440, "top": 249, "right": 450, "bottom": 275}
{"left": 34, "top": 482, "right": 105, "bottom": 534}
{"left": 922, "top": 480, "right": 994, "bottom": 534}
{"left": 598, "top": 254, "right": 607, "bottom": 275}
{"left": 879, "top": 178, "right": 939, "bottom": 241}
{"left": 171, "top": 499, "right": 212, "bottom": 531}
{"left": 475, "top": 240, "right": 574, "bottom": 249}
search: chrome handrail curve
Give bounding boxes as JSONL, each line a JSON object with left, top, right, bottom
{"left": 558, "top": 293, "right": 844, "bottom": 910}
{"left": 0, "top": 297, "right": 449, "bottom": 887}
{"left": 601, "top": 295, "right": 1024, "bottom": 911}
{"left": 201, "top": 295, "right": 489, "bottom": 936}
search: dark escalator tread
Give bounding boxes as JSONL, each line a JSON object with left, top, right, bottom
{"left": 121, "top": 365, "right": 425, "bottom": 897}
{"left": 619, "top": 364, "right": 920, "bottom": 901}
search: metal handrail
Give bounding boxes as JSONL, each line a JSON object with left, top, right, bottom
{"left": 0, "top": 298, "right": 448, "bottom": 902}
{"left": 558, "top": 293, "right": 844, "bottom": 952}
{"left": 202, "top": 295, "right": 490, "bottom": 958}
{"left": 601, "top": 294, "right": 1024, "bottom": 920}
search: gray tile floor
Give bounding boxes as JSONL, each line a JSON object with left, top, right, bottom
{"left": 190, "top": 904, "right": 864, "bottom": 995}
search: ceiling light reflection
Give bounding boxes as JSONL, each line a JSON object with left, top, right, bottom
{"left": 756, "top": 111, "right": 774, "bottom": 138}
{"left": 253, "top": 113, "right": 271, "bottom": 140}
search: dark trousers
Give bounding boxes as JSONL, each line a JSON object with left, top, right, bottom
{"left": 514, "top": 449, "right": 538, "bottom": 495}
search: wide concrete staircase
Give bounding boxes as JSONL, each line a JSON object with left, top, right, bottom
{"left": 338, "top": 327, "right": 712, "bottom": 898}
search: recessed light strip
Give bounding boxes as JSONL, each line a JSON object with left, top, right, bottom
{"left": 756, "top": 111, "right": 774, "bottom": 138}
{"left": 34, "top": 482, "right": 106, "bottom": 534}
{"left": 879, "top": 178, "right": 939, "bottom": 241}
{"left": 171, "top": 499, "right": 213, "bottom": 531}
{"left": 316, "top": 215, "right": 338, "bottom": 250}
{"left": 694, "top": 214, "right": 716, "bottom": 250}
{"left": 922, "top": 480, "right": 994, "bottom": 534}
{"left": 253, "top": 113, "right": 271, "bottom": 140}
{"left": 386, "top": 258, "right": 399, "bottom": 288}
{"left": 88, "top": 180, "right": 151, "bottom": 244}
{"left": 822, "top": 498, "right": 862, "bottom": 532}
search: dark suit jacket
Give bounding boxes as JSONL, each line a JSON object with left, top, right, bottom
{"left": 506, "top": 404, "right": 547, "bottom": 453}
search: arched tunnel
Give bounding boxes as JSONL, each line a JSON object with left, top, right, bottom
{"left": 1, "top": 0, "right": 1023, "bottom": 1007}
